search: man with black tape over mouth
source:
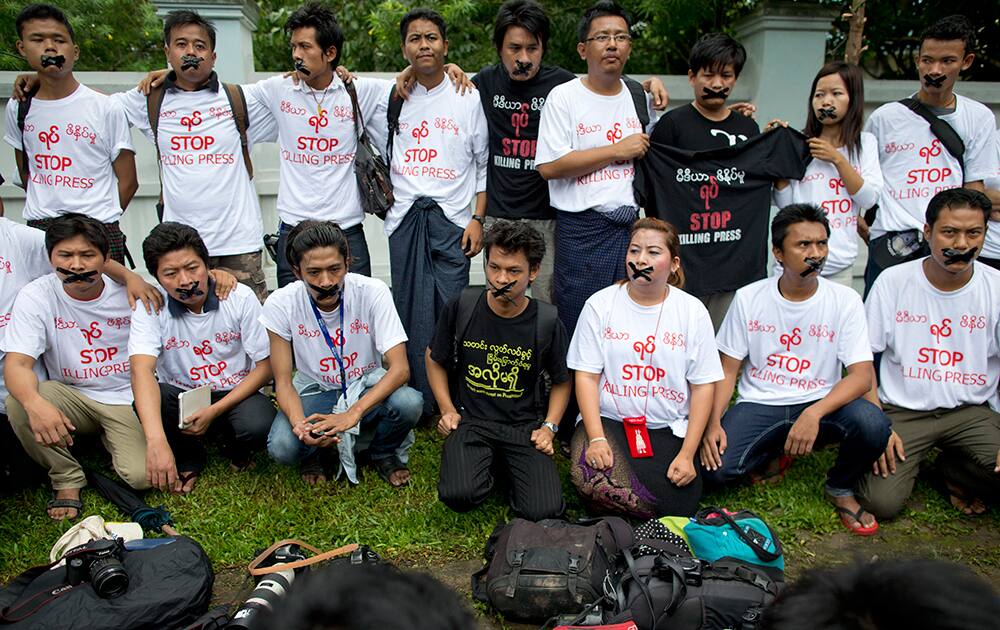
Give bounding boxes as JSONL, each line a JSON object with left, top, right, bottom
{"left": 859, "top": 187, "right": 1000, "bottom": 520}
{"left": 428, "top": 220, "right": 570, "bottom": 519}
{"left": 705, "top": 204, "right": 889, "bottom": 536}
{"left": 862, "top": 15, "right": 998, "bottom": 295}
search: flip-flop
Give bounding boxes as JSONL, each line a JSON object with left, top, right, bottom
{"left": 373, "top": 456, "right": 410, "bottom": 487}
{"left": 46, "top": 496, "right": 83, "bottom": 521}
{"left": 177, "top": 471, "right": 199, "bottom": 494}
{"left": 832, "top": 504, "right": 879, "bottom": 536}
{"left": 750, "top": 455, "right": 793, "bottom": 485}
{"left": 946, "top": 484, "right": 988, "bottom": 516}
{"left": 299, "top": 456, "right": 326, "bottom": 485}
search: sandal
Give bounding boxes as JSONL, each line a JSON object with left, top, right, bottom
{"left": 177, "top": 471, "right": 199, "bottom": 494}
{"left": 46, "top": 496, "right": 83, "bottom": 521}
{"left": 373, "top": 456, "right": 410, "bottom": 487}
{"left": 946, "top": 483, "right": 988, "bottom": 516}
{"left": 299, "top": 455, "right": 327, "bottom": 485}
{"left": 750, "top": 455, "right": 793, "bottom": 485}
{"left": 832, "top": 504, "right": 879, "bottom": 536}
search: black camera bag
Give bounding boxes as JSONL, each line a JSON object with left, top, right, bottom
{"left": 605, "top": 541, "right": 783, "bottom": 630}
{"left": 0, "top": 536, "right": 212, "bottom": 629}
{"left": 471, "top": 517, "right": 633, "bottom": 622}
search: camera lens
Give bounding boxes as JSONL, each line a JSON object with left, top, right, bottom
{"left": 90, "top": 557, "right": 129, "bottom": 598}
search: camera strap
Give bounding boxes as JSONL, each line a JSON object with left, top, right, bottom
{"left": 248, "top": 539, "right": 359, "bottom": 576}
{"left": 0, "top": 557, "right": 83, "bottom": 622}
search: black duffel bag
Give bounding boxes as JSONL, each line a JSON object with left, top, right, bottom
{"left": 472, "top": 517, "right": 633, "bottom": 622}
{"left": 0, "top": 536, "right": 212, "bottom": 629}
{"left": 605, "top": 541, "right": 783, "bottom": 630}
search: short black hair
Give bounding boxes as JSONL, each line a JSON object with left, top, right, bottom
{"left": 285, "top": 2, "right": 344, "bottom": 68}
{"left": 920, "top": 14, "right": 976, "bottom": 56}
{"left": 577, "top": 1, "right": 631, "bottom": 43}
{"left": 400, "top": 7, "right": 447, "bottom": 42}
{"left": 771, "top": 203, "right": 830, "bottom": 250}
{"left": 44, "top": 213, "right": 110, "bottom": 259}
{"left": 163, "top": 9, "right": 217, "bottom": 50}
{"left": 925, "top": 187, "right": 991, "bottom": 227}
{"left": 689, "top": 32, "right": 747, "bottom": 77}
{"left": 762, "top": 558, "right": 1000, "bottom": 630}
{"left": 484, "top": 219, "right": 546, "bottom": 269}
{"left": 286, "top": 220, "right": 350, "bottom": 269}
{"left": 493, "top": 0, "right": 550, "bottom": 53}
{"left": 253, "top": 563, "right": 476, "bottom": 630}
{"left": 17, "top": 4, "right": 75, "bottom": 42}
{"left": 142, "top": 222, "right": 210, "bottom": 279}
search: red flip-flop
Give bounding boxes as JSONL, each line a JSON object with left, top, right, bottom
{"left": 750, "top": 455, "right": 793, "bottom": 485}
{"left": 833, "top": 505, "right": 879, "bottom": 536}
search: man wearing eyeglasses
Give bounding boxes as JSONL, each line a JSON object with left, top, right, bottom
{"left": 535, "top": 0, "right": 657, "bottom": 336}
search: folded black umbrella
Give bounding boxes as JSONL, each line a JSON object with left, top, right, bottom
{"left": 85, "top": 469, "right": 178, "bottom": 536}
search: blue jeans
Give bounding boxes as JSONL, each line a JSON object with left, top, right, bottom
{"left": 702, "top": 399, "right": 891, "bottom": 495}
{"left": 275, "top": 221, "right": 372, "bottom": 288}
{"left": 267, "top": 385, "right": 423, "bottom": 465}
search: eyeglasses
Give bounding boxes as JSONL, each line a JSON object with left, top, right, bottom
{"left": 585, "top": 33, "right": 632, "bottom": 44}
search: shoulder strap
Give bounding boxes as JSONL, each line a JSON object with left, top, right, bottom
{"left": 622, "top": 76, "right": 650, "bottom": 132}
{"left": 898, "top": 97, "right": 965, "bottom": 174}
{"left": 453, "top": 288, "right": 484, "bottom": 370}
{"left": 223, "top": 83, "right": 253, "bottom": 180}
{"left": 146, "top": 85, "right": 168, "bottom": 219}
{"left": 533, "top": 300, "right": 560, "bottom": 418}
{"left": 345, "top": 80, "right": 365, "bottom": 140}
{"left": 15, "top": 89, "right": 35, "bottom": 188}
{"left": 248, "top": 539, "right": 358, "bottom": 576}
{"left": 386, "top": 91, "right": 404, "bottom": 166}
{"left": 695, "top": 507, "right": 782, "bottom": 562}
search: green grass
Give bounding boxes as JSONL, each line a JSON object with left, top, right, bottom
{"left": 1, "top": 429, "right": 998, "bottom": 585}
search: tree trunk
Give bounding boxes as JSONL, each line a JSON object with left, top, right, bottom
{"left": 844, "top": 0, "right": 867, "bottom": 65}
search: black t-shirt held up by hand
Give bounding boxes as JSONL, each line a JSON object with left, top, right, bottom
{"left": 429, "top": 292, "right": 570, "bottom": 424}
{"left": 473, "top": 63, "right": 575, "bottom": 220}
{"left": 650, "top": 103, "right": 761, "bottom": 151}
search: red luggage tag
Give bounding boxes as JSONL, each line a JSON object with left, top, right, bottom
{"left": 623, "top": 416, "right": 653, "bottom": 458}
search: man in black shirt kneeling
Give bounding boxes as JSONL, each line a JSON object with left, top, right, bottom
{"left": 427, "top": 220, "right": 571, "bottom": 519}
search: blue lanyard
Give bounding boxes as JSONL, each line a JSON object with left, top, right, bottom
{"left": 309, "top": 297, "right": 348, "bottom": 400}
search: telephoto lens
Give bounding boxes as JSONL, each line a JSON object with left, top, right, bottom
{"left": 226, "top": 544, "right": 306, "bottom": 629}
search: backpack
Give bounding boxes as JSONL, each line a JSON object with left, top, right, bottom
{"left": 622, "top": 76, "right": 650, "bottom": 132}
{"left": 386, "top": 91, "right": 404, "bottom": 167}
{"left": 472, "top": 517, "right": 634, "bottom": 622}
{"left": 146, "top": 82, "right": 252, "bottom": 221}
{"left": 678, "top": 507, "right": 784, "bottom": 571}
{"left": 452, "top": 288, "right": 560, "bottom": 420}
{"left": 0, "top": 536, "right": 213, "bottom": 629}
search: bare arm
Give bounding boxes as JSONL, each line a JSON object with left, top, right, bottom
{"left": 425, "top": 347, "right": 456, "bottom": 415}
{"left": 112, "top": 149, "right": 138, "bottom": 210}
{"left": 104, "top": 261, "right": 163, "bottom": 314}
{"left": 130, "top": 354, "right": 179, "bottom": 490}
{"left": 4, "top": 352, "right": 75, "bottom": 446}
{"left": 786, "top": 361, "right": 874, "bottom": 456}
{"left": 269, "top": 330, "right": 306, "bottom": 427}
{"left": 206, "top": 358, "right": 273, "bottom": 417}
{"left": 537, "top": 137, "right": 647, "bottom": 180}
{"left": 544, "top": 380, "right": 571, "bottom": 426}
{"left": 709, "top": 354, "right": 742, "bottom": 426}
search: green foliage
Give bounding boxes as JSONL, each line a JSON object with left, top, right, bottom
{"left": 0, "top": 0, "right": 161, "bottom": 72}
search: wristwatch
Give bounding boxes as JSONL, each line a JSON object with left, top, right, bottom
{"left": 541, "top": 421, "right": 559, "bottom": 434}
{"left": 471, "top": 214, "right": 485, "bottom": 225}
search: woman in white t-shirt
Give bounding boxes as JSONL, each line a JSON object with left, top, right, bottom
{"left": 773, "top": 61, "right": 883, "bottom": 287}
{"left": 567, "top": 218, "right": 723, "bottom": 518}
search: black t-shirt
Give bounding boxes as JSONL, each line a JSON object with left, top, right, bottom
{"left": 473, "top": 64, "right": 576, "bottom": 220}
{"left": 429, "top": 292, "right": 570, "bottom": 423}
{"left": 650, "top": 103, "right": 761, "bottom": 151}
{"left": 640, "top": 126, "right": 811, "bottom": 296}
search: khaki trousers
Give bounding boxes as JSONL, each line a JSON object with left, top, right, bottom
{"left": 6, "top": 381, "right": 149, "bottom": 490}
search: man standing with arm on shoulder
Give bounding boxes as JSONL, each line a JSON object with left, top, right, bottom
{"left": 4, "top": 4, "right": 137, "bottom": 265}
{"left": 862, "top": 15, "right": 998, "bottom": 293}
{"left": 130, "top": 223, "right": 275, "bottom": 495}
{"left": 858, "top": 188, "right": 1000, "bottom": 518}
{"left": 535, "top": 0, "right": 656, "bottom": 336}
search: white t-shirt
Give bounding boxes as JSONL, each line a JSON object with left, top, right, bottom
{"left": 982, "top": 129, "right": 1000, "bottom": 259}
{"left": 259, "top": 274, "right": 407, "bottom": 391}
{"left": 2, "top": 274, "right": 134, "bottom": 405}
{"left": 866, "top": 259, "right": 1000, "bottom": 411}
{"left": 128, "top": 284, "right": 269, "bottom": 392}
{"left": 114, "top": 80, "right": 277, "bottom": 255}
{"left": 366, "top": 77, "right": 488, "bottom": 237}
{"left": 567, "top": 283, "right": 723, "bottom": 438}
{"left": 772, "top": 132, "right": 882, "bottom": 275}
{"left": 0, "top": 219, "right": 51, "bottom": 413}
{"left": 535, "top": 78, "right": 657, "bottom": 214}
{"left": 242, "top": 75, "right": 393, "bottom": 228}
{"left": 3, "top": 84, "right": 134, "bottom": 222}
{"left": 717, "top": 276, "right": 872, "bottom": 406}
{"left": 863, "top": 95, "right": 999, "bottom": 239}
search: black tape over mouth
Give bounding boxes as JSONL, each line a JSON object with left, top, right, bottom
{"left": 308, "top": 283, "right": 341, "bottom": 300}
{"left": 817, "top": 106, "right": 837, "bottom": 121}
{"left": 923, "top": 74, "right": 946, "bottom": 88}
{"left": 294, "top": 59, "right": 311, "bottom": 76}
{"left": 180, "top": 55, "right": 204, "bottom": 71}
{"left": 56, "top": 267, "right": 98, "bottom": 284}
{"left": 41, "top": 54, "right": 65, "bottom": 69}
{"left": 702, "top": 87, "right": 729, "bottom": 100}
{"left": 512, "top": 60, "right": 534, "bottom": 76}
{"left": 488, "top": 280, "right": 518, "bottom": 304}
{"left": 942, "top": 247, "right": 977, "bottom": 265}
{"left": 175, "top": 281, "right": 205, "bottom": 300}
{"left": 628, "top": 262, "right": 654, "bottom": 281}
{"left": 800, "top": 257, "right": 825, "bottom": 277}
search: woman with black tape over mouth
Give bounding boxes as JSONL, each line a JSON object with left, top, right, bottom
{"left": 566, "top": 217, "right": 723, "bottom": 518}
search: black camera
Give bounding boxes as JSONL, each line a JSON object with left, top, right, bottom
{"left": 263, "top": 233, "right": 280, "bottom": 263}
{"left": 65, "top": 538, "right": 129, "bottom": 598}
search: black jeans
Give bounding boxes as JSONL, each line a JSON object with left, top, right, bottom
{"left": 158, "top": 383, "right": 275, "bottom": 473}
